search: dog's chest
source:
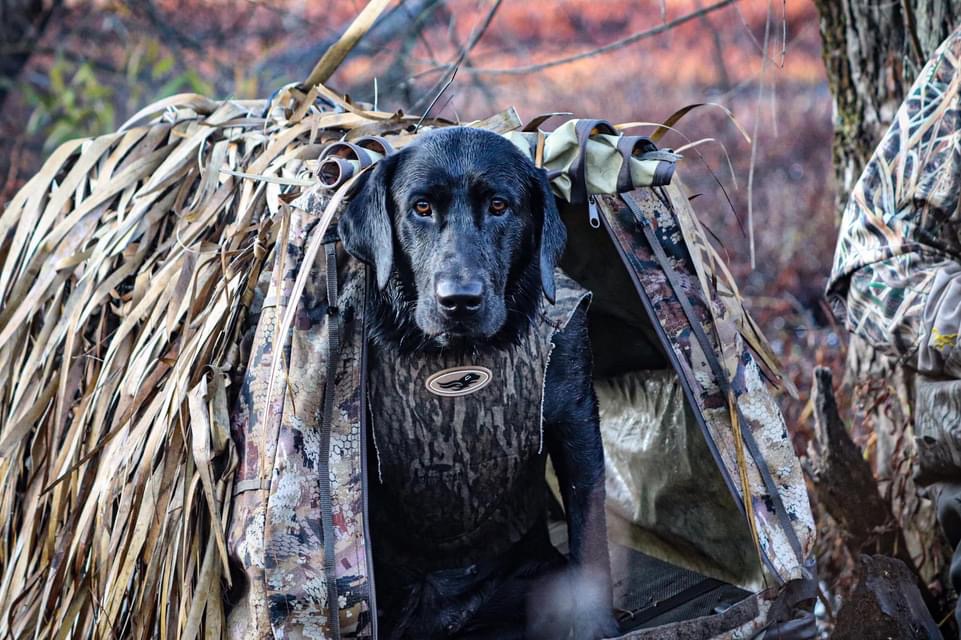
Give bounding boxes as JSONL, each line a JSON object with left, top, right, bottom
{"left": 367, "top": 322, "right": 554, "bottom": 554}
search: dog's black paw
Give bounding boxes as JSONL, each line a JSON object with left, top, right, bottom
{"left": 527, "top": 567, "right": 619, "bottom": 639}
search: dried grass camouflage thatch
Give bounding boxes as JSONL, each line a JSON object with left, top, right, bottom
{"left": 0, "top": 82, "right": 477, "bottom": 639}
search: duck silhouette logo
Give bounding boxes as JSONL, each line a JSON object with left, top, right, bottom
{"left": 426, "top": 366, "right": 493, "bottom": 397}
{"left": 438, "top": 372, "right": 481, "bottom": 391}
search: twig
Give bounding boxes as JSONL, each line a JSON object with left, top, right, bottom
{"left": 411, "top": 0, "right": 502, "bottom": 111}
{"left": 242, "top": 0, "right": 340, "bottom": 32}
{"left": 693, "top": 0, "right": 732, "bottom": 91}
{"left": 732, "top": 2, "right": 784, "bottom": 69}
{"left": 414, "top": 68, "right": 457, "bottom": 130}
{"left": 746, "top": 0, "right": 771, "bottom": 270}
{"left": 779, "top": 0, "right": 787, "bottom": 67}
{"left": 442, "top": 6, "right": 498, "bottom": 112}
{"left": 378, "top": 0, "right": 446, "bottom": 105}
{"left": 447, "top": 0, "right": 738, "bottom": 77}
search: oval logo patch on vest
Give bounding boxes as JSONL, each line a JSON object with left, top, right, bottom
{"left": 425, "top": 366, "right": 493, "bottom": 397}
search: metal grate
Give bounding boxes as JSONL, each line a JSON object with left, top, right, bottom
{"left": 610, "top": 543, "right": 751, "bottom": 631}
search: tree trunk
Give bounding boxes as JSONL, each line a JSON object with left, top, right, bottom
{"left": 813, "top": 0, "right": 961, "bottom": 213}
{"left": 833, "top": 555, "right": 942, "bottom": 640}
{"left": 809, "top": 367, "right": 941, "bottom": 620}
{"left": 0, "top": 0, "right": 60, "bottom": 108}
{"left": 814, "top": 0, "right": 961, "bottom": 621}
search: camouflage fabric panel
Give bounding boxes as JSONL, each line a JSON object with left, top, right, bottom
{"left": 842, "top": 252, "right": 955, "bottom": 360}
{"left": 368, "top": 313, "right": 552, "bottom": 569}
{"left": 226, "top": 188, "right": 373, "bottom": 639}
{"left": 545, "top": 269, "right": 593, "bottom": 330}
{"left": 916, "top": 376, "right": 961, "bottom": 484}
{"left": 828, "top": 27, "right": 961, "bottom": 358}
{"left": 367, "top": 271, "right": 589, "bottom": 570}
{"left": 228, "top": 222, "right": 303, "bottom": 640}
{"left": 598, "top": 193, "right": 815, "bottom": 584}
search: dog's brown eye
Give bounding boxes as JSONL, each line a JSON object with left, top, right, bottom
{"left": 414, "top": 200, "right": 432, "bottom": 216}
{"left": 489, "top": 197, "right": 508, "bottom": 215}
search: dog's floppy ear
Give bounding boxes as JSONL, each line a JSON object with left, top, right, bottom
{"left": 340, "top": 154, "right": 397, "bottom": 290}
{"left": 534, "top": 168, "right": 567, "bottom": 303}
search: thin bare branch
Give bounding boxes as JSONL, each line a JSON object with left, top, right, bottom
{"left": 411, "top": 0, "right": 502, "bottom": 111}
{"left": 415, "top": 66, "right": 457, "bottom": 129}
{"left": 746, "top": 0, "right": 772, "bottom": 270}
{"left": 694, "top": 0, "right": 732, "bottom": 91}
{"left": 449, "top": 0, "right": 738, "bottom": 77}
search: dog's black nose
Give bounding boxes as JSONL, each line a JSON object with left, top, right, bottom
{"left": 436, "top": 279, "right": 484, "bottom": 314}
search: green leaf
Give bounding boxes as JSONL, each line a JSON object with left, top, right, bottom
{"left": 98, "top": 104, "right": 116, "bottom": 131}
{"left": 157, "top": 75, "right": 187, "bottom": 98}
{"left": 48, "top": 61, "right": 65, "bottom": 94}
{"left": 25, "top": 108, "right": 44, "bottom": 135}
{"left": 184, "top": 70, "right": 214, "bottom": 96}
{"left": 152, "top": 56, "right": 174, "bottom": 80}
{"left": 126, "top": 44, "right": 144, "bottom": 84}
{"left": 73, "top": 63, "right": 96, "bottom": 86}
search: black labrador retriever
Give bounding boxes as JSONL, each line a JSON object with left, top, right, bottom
{"left": 340, "top": 127, "right": 617, "bottom": 640}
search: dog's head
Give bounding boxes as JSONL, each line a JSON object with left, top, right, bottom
{"left": 340, "top": 127, "right": 566, "bottom": 348}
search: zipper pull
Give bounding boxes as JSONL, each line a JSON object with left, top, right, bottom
{"left": 588, "top": 195, "right": 601, "bottom": 229}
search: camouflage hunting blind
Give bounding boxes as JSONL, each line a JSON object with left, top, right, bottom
{"left": 0, "top": 85, "right": 816, "bottom": 640}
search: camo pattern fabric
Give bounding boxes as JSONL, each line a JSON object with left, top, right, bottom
{"left": 827, "top": 26, "right": 961, "bottom": 361}
{"left": 597, "top": 190, "right": 816, "bottom": 587}
{"left": 367, "top": 272, "right": 589, "bottom": 571}
{"left": 226, "top": 185, "right": 373, "bottom": 639}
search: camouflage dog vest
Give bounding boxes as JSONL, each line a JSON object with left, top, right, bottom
{"left": 367, "top": 274, "right": 589, "bottom": 570}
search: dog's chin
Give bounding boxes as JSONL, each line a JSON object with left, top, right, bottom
{"left": 415, "top": 308, "right": 505, "bottom": 349}
{"left": 419, "top": 320, "right": 500, "bottom": 343}
{"left": 427, "top": 332, "right": 472, "bottom": 351}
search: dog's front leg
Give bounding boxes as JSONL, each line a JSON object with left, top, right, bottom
{"left": 541, "top": 306, "right": 618, "bottom": 640}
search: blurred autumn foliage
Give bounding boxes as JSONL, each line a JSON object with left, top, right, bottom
{"left": 0, "top": 0, "right": 847, "bottom": 612}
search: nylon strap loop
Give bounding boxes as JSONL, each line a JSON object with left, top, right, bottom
{"left": 569, "top": 119, "right": 618, "bottom": 205}
{"left": 320, "top": 239, "right": 342, "bottom": 638}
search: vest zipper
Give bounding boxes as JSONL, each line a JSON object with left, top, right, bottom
{"left": 596, "top": 197, "right": 781, "bottom": 581}
{"left": 588, "top": 195, "right": 601, "bottom": 228}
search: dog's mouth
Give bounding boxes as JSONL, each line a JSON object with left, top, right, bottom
{"left": 419, "top": 312, "right": 506, "bottom": 350}
{"left": 430, "top": 321, "right": 490, "bottom": 341}
{"left": 440, "top": 320, "right": 474, "bottom": 336}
